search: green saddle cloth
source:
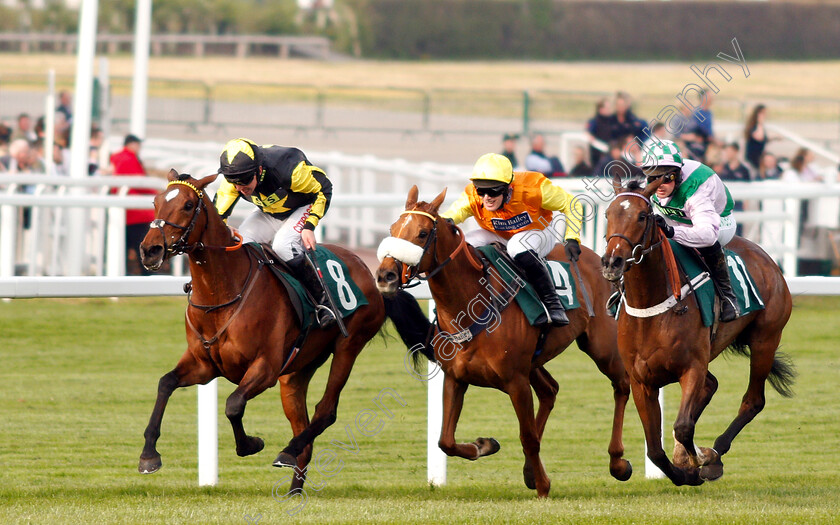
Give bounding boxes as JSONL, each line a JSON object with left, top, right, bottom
{"left": 477, "top": 245, "right": 579, "bottom": 327}
{"left": 668, "top": 240, "right": 765, "bottom": 327}
{"left": 247, "top": 244, "right": 368, "bottom": 331}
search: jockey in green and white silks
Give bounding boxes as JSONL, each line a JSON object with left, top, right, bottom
{"left": 642, "top": 140, "right": 741, "bottom": 321}
{"left": 649, "top": 147, "right": 737, "bottom": 248}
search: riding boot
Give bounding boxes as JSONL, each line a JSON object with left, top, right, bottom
{"left": 286, "top": 253, "right": 336, "bottom": 328}
{"left": 698, "top": 242, "right": 740, "bottom": 322}
{"left": 513, "top": 250, "right": 569, "bottom": 327}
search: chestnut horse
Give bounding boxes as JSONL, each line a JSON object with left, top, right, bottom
{"left": 601, "top": 177, "right": 795, "bottom": 486}
{"left": 376, "top": 186, "right": 632, "bottom": 498}
{"left": 137, "top": 170, "right": 385, "bottom": 491}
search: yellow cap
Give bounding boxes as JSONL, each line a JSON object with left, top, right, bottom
{"left": 470, "top": 153, "right": 514, "bottom": 187}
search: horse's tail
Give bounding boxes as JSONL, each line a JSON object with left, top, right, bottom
{"left": 727, "top": 338, "right": 797, "bottom": 398}
{"left": 382, "top": 290, "right": 435, "bottom": 369}
{"left": 768, "top": 351, "right": 796, "bottom": 398}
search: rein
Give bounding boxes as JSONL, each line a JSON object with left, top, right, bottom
{"left": 394, "top": 210, "right": 483, "bottom": 289}
{"left": 184, "top": 251, "right": 263, "bottom": 350}
{"left": 155, "top": 179, "right": 257, "bottom": 353}
{"left": 609, "top": 191, "right": 687, "bottom": 315}
{"left": 149, "top": 180, "right": 243, "bottom": 258}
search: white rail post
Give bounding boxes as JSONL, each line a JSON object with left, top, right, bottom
{"left": 67, "top": 0, "right": 99, "bottom": 275}
{"left": 131, "top": 0, "right": 152, "bottom": 139}
{"left": 0, "top": 185, "right": 19, "bottom": 278}
{"left": 427, "top": 298, "right": 446, "bottom": 485}
{"left": 197, "top": 379, "right": 218, "bottom": 486}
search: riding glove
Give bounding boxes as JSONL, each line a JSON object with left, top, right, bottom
{"left": 654, "top": 215, "right": 675, "bottom": 238}
{"left": 564, "top": 239, "right": 581, "bottom": 262}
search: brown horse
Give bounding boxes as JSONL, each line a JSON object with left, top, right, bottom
{"left": 137, "top": 170, "right": 385, "bottom": 491}
{"left": 600, "top": 176, "right": 795, "bottom": 486}
{"left": 375, "top": 186, "right": 632, "bottom": 498}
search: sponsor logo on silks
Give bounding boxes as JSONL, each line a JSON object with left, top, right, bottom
{"left": 654, "top": 202, "right": 687, "bottom": 219}
{"left": 491, "top": 212, "right": 532, "bottom": 231}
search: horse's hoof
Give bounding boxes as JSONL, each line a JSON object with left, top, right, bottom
{"left": 475, "top": 437, "right": 500, "bottom": 457}
{"left": 610, "top": 459, "right": 633, "bottom": 482}
{"left": 673, "top": 442, "right": 692, "bottom": 469}
{"left": 683, "top": 467, "right": 705, "bottom": 486}
{"left": 523, "top": 458, "right": 536, "bottom": 490}
{"left": 273, "top": 451, "right": 297, "bottom": 468}
{"left": 699, "top": 449, "right": 724, "bottom": 481}
{"left": 138, "top": 455, "right": 162, "bottom": 474}
{"left": 236, "top": 436, "right": 265, "bottom": 457}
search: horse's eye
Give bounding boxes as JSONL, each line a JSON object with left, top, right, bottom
{"left": 184, "top": 201, "right": 194, "bottom": 211}
{"left": 418, "top": 230, "right": 428, "bottom": 239}
{"left": 639, "top": 212, "right": 647, "bottom": 222}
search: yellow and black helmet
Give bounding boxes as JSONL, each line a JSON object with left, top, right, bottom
{"left": 470, "top": 153, "right": 514, "bottom": 189}
{"left": 219, "top": 138, "right": 261, "bottom": 184}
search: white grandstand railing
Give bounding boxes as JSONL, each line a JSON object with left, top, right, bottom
{"left": 2, "top": 148, "right": 839, "bottom": 279}
{"left": 1, "top": 275, "right": 838, "bottom": 486}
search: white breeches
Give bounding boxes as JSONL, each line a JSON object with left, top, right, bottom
{"left": 718, "top": 214, "right": 736, "bottom": 247}
{"left": 464, "top": 214, "right": 567, "bottom": 258}
{"left": 237, "top": 205, "right": 312, "bottom": 261}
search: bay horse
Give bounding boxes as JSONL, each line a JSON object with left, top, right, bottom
{"left": 137, "top": 170, "right": 385, "bottom": 491}
{"left": 601, "top": 176, "right": 795, "bottom": 486}
{"left": 376, "top": 186, "right": 632, "bottom": 498}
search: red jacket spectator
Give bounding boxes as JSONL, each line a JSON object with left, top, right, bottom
{"left": 110, "top": 134, "right": 156, "bottom": 225}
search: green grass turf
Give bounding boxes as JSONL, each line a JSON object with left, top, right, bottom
{"left": 0, "top": 296, "right": 838, "bottom": 524}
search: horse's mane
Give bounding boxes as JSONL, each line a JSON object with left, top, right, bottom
{"left": 624, "top": 179, "right": 645, "bottom": 192}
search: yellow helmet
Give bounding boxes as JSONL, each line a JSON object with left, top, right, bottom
{"left": 470, "top": 153, "right": 514, "bottom": 188}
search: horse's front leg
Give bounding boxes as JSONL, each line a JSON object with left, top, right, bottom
{"left": 630, "top": 378, "right": 702, "bottom": 486}
{"left": 139, "top": 351, "right": 215, "bottom": 474}
{"left": 438, "top": 373, "right": 500, "bottom": 460}
{"left": 226, "top": 357, "right": 279, "bottom": 458}
{"left": 673, "top": 371, "right": 722, "bottom": 478}
{"left": 508, "top": 375, "right": 550, "bottom": 497}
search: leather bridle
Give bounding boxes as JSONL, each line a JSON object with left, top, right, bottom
{"left": 606, "top": 192, "right": 663, "bottom": 267}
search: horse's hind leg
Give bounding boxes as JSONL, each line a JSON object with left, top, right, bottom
{"left": 576, "top": 332, "right": 632, "bottom": 481}
{"left": 139, "top": 351, "right": 215, "bottom": 474}
{"left": 275, "top": 338, "right": 365, "bottom": 466}
{"left": 524, "top": 367, "right": 558, "bottom": 490}
{"left": 226, "top": 357, "right": 279, "bottom": 457}
{"left": 276, "top": 357, "right": 323, "bottom": 490}
{"left": 508, "top": 376, "right": 550, "bottom": 497}
{"left": 713, "top": 334, "right": 790, "bottom": 457}
{"left": 530, "top": 366, "right": 558, "bottom": 440}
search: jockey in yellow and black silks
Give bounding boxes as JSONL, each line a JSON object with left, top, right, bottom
{"left": 442, "top": 153, "right": 584, "bottom": 326}
{"left": 214, "top": 138, "right": 335, "bottom": 325}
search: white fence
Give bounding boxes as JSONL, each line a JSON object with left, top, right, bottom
{"left": 3, "top": 144, "right": 840, "bottom": 279}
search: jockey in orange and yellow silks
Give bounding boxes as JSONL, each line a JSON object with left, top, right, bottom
{"left": 441, "top": 153, "right": 584, "bottom": 327}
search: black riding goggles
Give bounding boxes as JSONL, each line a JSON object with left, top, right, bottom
{"left": 224, "top": 170, "right": 257, "bottom": 186}
{"left": 646, "top": 172, "right": 677, "bottom": 185}
{"left": 475, "top": 186, "right": 507, "bottom": 198}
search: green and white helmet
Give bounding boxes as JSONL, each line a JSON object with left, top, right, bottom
{"left": 641, "top": 139, "right": 684, "bottom": 169}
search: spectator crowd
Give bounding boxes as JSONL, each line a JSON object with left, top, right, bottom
{"left": 497, "top": 91, "right": 831, "bottom": 185}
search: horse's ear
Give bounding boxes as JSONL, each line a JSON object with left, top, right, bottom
{"left": 428, "top": 187, "right": 448, "bottom": 214}
{"left": 611, "top": 172, "right": 623, "bottom": 197}
{"left": 167, "top": 169, "right": 179, "bottom": 182}
{"left": 406, "top": 185, "right": 419, "bottom": 210}
{"left": 642, "top": 177, "right": 664, "bottom": 199}
{"left": 195, "top": 173, "right": 219, "bottom": 191}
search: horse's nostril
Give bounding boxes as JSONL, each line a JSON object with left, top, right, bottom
{"left": 141, "top": 244, "right": 163, "bottom": 261}
{"left": 612, "top": 257, "right": 624, "bottom": 269}
{"left": 385, "top": 271, "right": 397, "bottom": 283}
